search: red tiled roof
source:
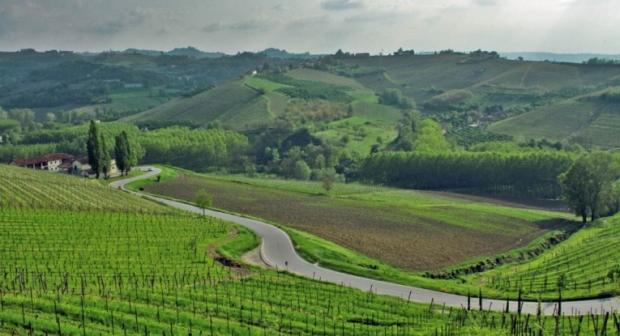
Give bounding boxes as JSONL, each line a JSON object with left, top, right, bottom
{"left": 13, "top": 153, "right": 75, "bottom": 167}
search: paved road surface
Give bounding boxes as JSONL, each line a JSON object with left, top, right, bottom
{"left": 111, "top": 167, "right": 620, "bottom": 316}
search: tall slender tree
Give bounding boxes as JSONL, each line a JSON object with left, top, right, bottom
{"left": 100, "top": 136, "right": 111, "bottom": 179}
{"left": 122, "top": 131, "right": 136, "bottom": 173}
{"left": 114, "top": 133, "right": 129, "bottom": 175}
{"left": 86, "top": 120, "right": 101, "bottom": 178}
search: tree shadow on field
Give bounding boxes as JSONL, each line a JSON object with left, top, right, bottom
{"left": 533, "top": 218, "right": 581, "bottom": 233}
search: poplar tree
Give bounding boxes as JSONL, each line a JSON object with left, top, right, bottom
{"left": 100, "top": 136, "right": 111, "bottom": 179}
{"left": 115, "top": 132, "right": 129, "bottom": 175}
{"left": 86, "top": 120, "right": 102, "bottom": 178}
{"left": 123, "top": 131, "right": 136, "bottom": 173}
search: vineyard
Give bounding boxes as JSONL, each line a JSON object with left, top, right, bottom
{"left": 0, "top": 165, "right": 619, "bottom": 335}
{"left": 469, "top": 215, "right": 620, "bottom": 300}
{"left": 0, "top": 209, "right": 619, "bottom": 335}
{"left": 0, "top": 165, "right": 165, "bottom": 212}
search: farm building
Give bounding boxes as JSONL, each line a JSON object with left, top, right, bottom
{"left": 12, "top": 153, "right": 75, "bottom": 172}
{"left": 12, "top": 153, "right": 120, "bottom": 178}
{"left": 72, "top": 157, "right": 120, "bottom": 178}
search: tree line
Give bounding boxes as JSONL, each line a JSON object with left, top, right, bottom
{"left": 139, "top": 126, "right": 249, "bottom": 171}
{"left": 359, "top": 151, "right": 575, "bottom": 198}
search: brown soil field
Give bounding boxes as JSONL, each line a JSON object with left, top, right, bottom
{"left": 144, "top": 174, "right": 575, "bottom": 271}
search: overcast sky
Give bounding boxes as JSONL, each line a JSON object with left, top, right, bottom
{"left": 1, "top": 0, "right": 619, "bottom": 54}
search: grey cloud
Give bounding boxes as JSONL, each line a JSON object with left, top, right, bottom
{"left": 0, "top": 0, "right": 619, "bottom": 55}
{"left": 283, "top": 15, "right": 331, "bottom": 35}
{"left": 0, "top": 8, "right": 12, "bottom": 36}
{"left": 474, "top": 0, "right": 498, "bottom": 6}
{"left": 82, "top": 8, "right": 147, "bottom": 36}
{"left": 344, "top": 11, "right": 402, "bottom": 24}
{"left": 321, "top": 0, "right": 364, "bottom": 11}
{"left": 203, "top": 19, "right": 274, "bottom": 33}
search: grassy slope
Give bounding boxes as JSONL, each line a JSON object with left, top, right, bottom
{"left": 0, "top": 165, "right": 576, "bottom": 335}
{"left": 138, "top": 167, "right": 589, "bottom": 300}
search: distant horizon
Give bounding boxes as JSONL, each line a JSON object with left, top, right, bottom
{"left": 2, "top": 46, "right": 620, "bottom": 57}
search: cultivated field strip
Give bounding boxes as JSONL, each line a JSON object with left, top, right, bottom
{"left": 0, "top": 165, "right": 166, "bottom": 212}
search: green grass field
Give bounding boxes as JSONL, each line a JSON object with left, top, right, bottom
{"left": 2, "top": 166, "right": 606, "bottom": 335}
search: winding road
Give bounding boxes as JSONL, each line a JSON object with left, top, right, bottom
{"left": 112, "top": 167, "right": 620, "bottom": 316}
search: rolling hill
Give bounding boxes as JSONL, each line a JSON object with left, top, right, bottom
{"left": 125, "top": 80, "right": 272, "bottom": 131}
{"left": 126, "top": 52, "right": 620, "bottom": 150}
{"left": 127, "top": 68, "right": 405, "bottom": 155}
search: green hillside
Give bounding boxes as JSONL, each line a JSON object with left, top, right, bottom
{"left": 489, "top": 88, "right": 620, "bottom": 148}
{"left": 124, "top": 53, "right": 620, "bottom": 151}
{"left": 125, "top": 80, "right": 272, "bottom": 131}
{"left": 128, "top": 69, "right": 405, "bottom": 155}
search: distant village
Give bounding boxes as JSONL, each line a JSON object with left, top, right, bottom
{"left": 11, "top": 153, "right": 120, "bottom": 178}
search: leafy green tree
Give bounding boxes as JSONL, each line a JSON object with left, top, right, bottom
{"left": 559, "top": 159, "right": 593, "bottom": 224}
{"left": 378, "top": 89, "right": 413, "bottom": 109}
{"left": 8, "top": 109, "right": 37, "bottom": 131}
{"left": 195, "top": 189, "right": 213, "bottom": 216}
{"left": 559, "top": 152, "right": 620, "bottom": 223}
{"left": 413, "top": 119, "right": 452, "bottom": 151}
{"left": 313, "top": 154, "right": 326, "bottom": 169}
{"left": 321, "top": 168, "right": 336, "bottom": 194}
{"left": 293, "top": 160, "right": 311, "bottom": 180}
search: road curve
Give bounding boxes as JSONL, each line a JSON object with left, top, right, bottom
{"left": 112, "top": 166, "right": 620, "bottom": 316}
